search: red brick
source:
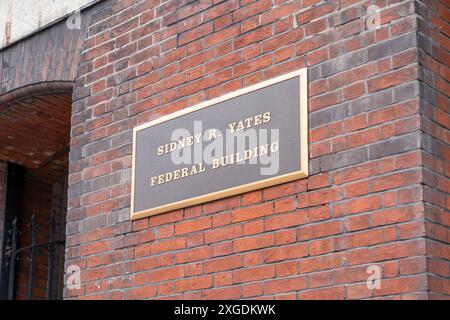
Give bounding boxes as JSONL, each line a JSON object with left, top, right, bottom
{"left": 175, "top": 217, "right": 212, "bottom": 235}
{"left": 369, "top": 100, "right": 419, "bottom": 126}
{"left": 329, "top": 63, "right": 377, "bottom": 90}
{"left": 299, "top": 286, "right": 345, "bottom": 300}
{"left": 309, "top": 205, "right": 331, "bottom": 222}
{"left": 334, "top": 195, "right": 383, "bottom": 217}
{"left": 203, "top": 196, "right": 240, "bottom": 214}
{"left": 368, "top": 65, "right": 418, "bottom": 92}
{"left": 308, "top": 271, "right": 332, "bottom": 289}
{"left": 300, "top": 254, "right": 345, "bottom": 273}
{"left": 242, "top": 283, "right": 263, "bottom": 298}
{"left": 297, "top": 187, "right": 345, "bottom": 208}
{"left": 309, "top": 238, "right": 334, "bottom": 256}
{"left": 275, "top": 261, "right": 298, "bottom": 277}
{"left": 80, "top": 240, "right": 113, "bottom": 256}
{"left": 332, "top": 127, "right": 381, "bottom": 153}
{"left": 345, "top": 215, "right": 370, "bottom": 232}
{"left": 265, "top": 243, "right": 308, "bottom": 263}
{"left": 307, "top": 173, "right": 330, "bottom": 190}
{"left": 371, "top": 204, "right": 423, "bottom": 227}
{"left": 346, "top": 181, "right": 370, "bottom": 198}
{"left": 274, "top": 229, "right": 297, "bottom": 245}
{"left": 263, "top": 180, "right": 306, "bottom": 200}
{"left": 265, "top": 209, "right": 308, "bottom": 231}
{"left": 150, "top": 210, "right": 184, "bottom": 226}
{"left": 150, "top": 266, "right": 184, "bottom": 283}
{"left": 346, "top": 283, "right": 373, "bottom": 299}
{"left": 241, "top": 190, "right": 262, "bottom": 206}
{"left": 203, "top": 286, "right": 241, "bottom": 299}
{"left": 213, "top": 272, "right": 233, "bottom": 287}
{"left": 370, "top": 170, "right": 422, "bottom": 192}
{"left": 176, "top": 246, "right": 212, "bottom": 264}
{"left": 343, "top": 82, "right": 366, "bottom": 100}
{"left": 376, "top": 275, "right": 427, "bottom": 296}
{"left": 175, "top": 275, "right": 213, "bottom": 292}
{"left": 372, "top": 240, "right": 426, "bottom": 262}
{"left": 213, "top": 242, "right": 232, "bottom": 257}
{"left": 233, "top": 202, "right": 273, "bottom": 222}
{"left": 274, "top": 197, "right": 296, "bottom": 213}
{"left": 151, "top": 238, "right": 186, "bottom": 254}
{"left": 298, "top": 221, "right": 343, "bottom": 241}
{"left": 264, "top": 275, "right": 307, "bottom": 294}
{"left": 232, "top": 0, "right": 272, "bottom": 22}
{"left": 242, "top": 219, "right": 264, "bottom": 235}
{"left": 233, "top": 265, "right": 275, "bottom": 283}
{"left": 205, "top": 224, "right": 242, "bottom": 244}
{"left": 233, "top": 234, "right": 274, "bottom": 253}
{"left": 333, "top": 163, "right": 378, "bottom": 185}
{"left": 125, "top": 285, "right": 157, "bottom": 299}
{"left": 335, "top": 229, "right": 385, "bottom": 251}
{"left": 204, "top": 256, "right": 242, "bottom": 273}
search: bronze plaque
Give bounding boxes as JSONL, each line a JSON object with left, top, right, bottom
{"left": 131, "top": 69, "right": 308, "bottom": 219}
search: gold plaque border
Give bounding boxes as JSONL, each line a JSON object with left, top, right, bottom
{"left": 131, "top": 68, "right": 308, "bottom": 220}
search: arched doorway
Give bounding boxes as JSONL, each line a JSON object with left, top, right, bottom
{"left": 0, "top": 84, "right": 73, "bottom": 299}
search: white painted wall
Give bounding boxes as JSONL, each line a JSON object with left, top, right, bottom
{"left": 0, "top": 0, "right": 98, "bottom": 49}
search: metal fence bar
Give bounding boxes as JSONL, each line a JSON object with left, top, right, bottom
{"left": 28, "top": 213, "right": 37, "bottom": 300}
{"left": 46, "top": 215, "right": 55, "bottom": 300}
{"left": 6, "top": 214, "right": 64, "bottom": 300}
{"left": 7, "top": 218, "right": 17, "bottom": 300}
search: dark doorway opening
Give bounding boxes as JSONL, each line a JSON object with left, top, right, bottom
{"left": 0, "top": 90, "right": 72, "bottom": 300}
{"left": 0, "top": 162, "right": 68, "bottom": 300}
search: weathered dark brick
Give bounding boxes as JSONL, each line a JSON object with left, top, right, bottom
{"left": 349, "top": 89, "right": 394, "bottom": 116}
{"left": 369, "top": 132, "right": 421, "bottom": 160}
{"left": 310, "top": 102, "right": 349, "bottom": 128}
{"left": 320, "top": 147, "right": 368, "bottom": 171}
{"left": 368, "top": 32, "right": 417, "bottom": 61}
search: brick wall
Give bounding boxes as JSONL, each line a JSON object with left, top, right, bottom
{"left": 0, "top": 161, "right": 7, "bottom": 280}
{"left": 14, "top": 175, "right": 54, "bottom": 300}
{"left": 13, "top": 175, "right": 68, "bottom": 300}
{"left": 66, "top": 0, "right": 449, "bottom": 299}
{"left": 0, "top": 9, "right": 93, "bottom": 96}
{"left": 416, "top": 0, "right": 450, "bottom": 299}
{"left": 50, "top": 175, "right": 69, "bottom": 299}
{"left": 0, "top": 165, "right": 68, "bottom": 299}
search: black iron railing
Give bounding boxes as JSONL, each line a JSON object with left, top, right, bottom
{"left": 5, "top": 214, "right": 65, "bottom": 300}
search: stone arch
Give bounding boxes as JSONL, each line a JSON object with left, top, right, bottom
{"left": 0, "top": 4, "right": 95, "bottom": 300}
{"left": 0, "top": 81, "right": 74, "bottom": 106}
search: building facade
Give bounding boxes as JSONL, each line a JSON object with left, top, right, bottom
{"left": 0, "top": 0, "right": 448, "bottom": 299}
